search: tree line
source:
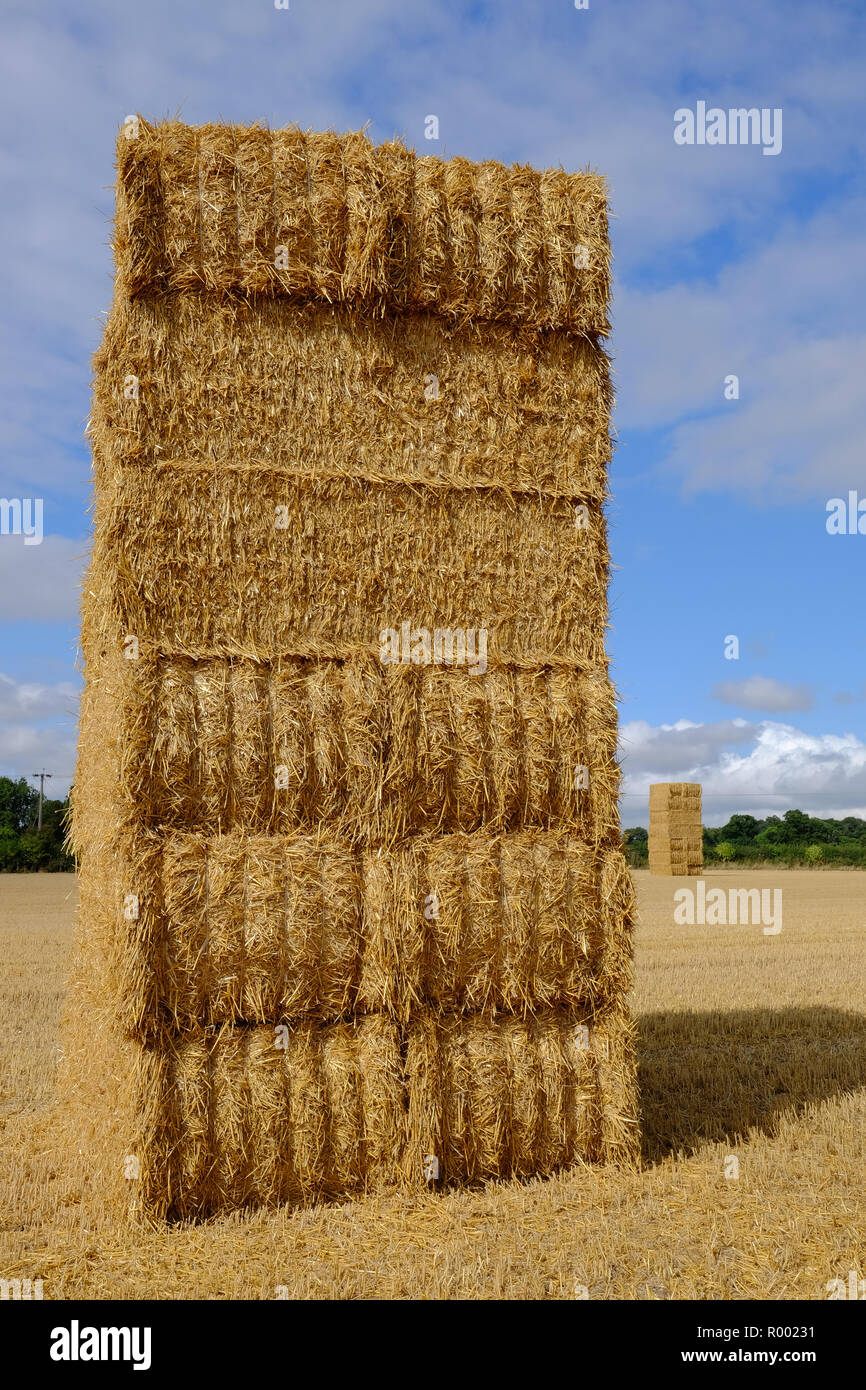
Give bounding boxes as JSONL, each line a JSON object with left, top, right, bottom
{"left": 623, "top": 809, "right": 866, "bottom": 868}
{"left": 0, "top": 776, "right": 74, "bottom": 871}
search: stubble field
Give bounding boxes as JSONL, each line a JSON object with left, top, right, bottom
{"left": 0, "top": 868, "right": 863, "bottom": 1300}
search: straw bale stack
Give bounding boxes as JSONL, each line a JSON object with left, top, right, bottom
{"left": 648, "top": 783, "right": 703, "bottom": 875}
{"left": 64, "top": 119, "right": 638, "bottom": 1220}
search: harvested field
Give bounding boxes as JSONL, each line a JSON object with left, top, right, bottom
{"left": 1, "top": 868, "right": 863, "bottom": 1299}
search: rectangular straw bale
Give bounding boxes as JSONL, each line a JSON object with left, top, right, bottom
{"left": 650, "top": 783, "right": 706, "bottom": 806}
{"left": 115, "top": 120, "right": 610, "bottom": 334}
{"left": 591, "top": 1004, "right": 640, "bottom": 1162}
{"left": 649, "top": 810, "right": 703, "bottom": 833}
{"left": 648, "top": 849, "right": 702, "bottom": 870}
{"left": 655, "top": 794, "right": 701, "bottom": 813}
{"left": 362, "top": 832, "right": 635, "bottom": 1019}
{"left": 84, "top": 467, "right": 609, "bottom": 667}
{"left": 648, "top": 832, "right": 702, "bottom": 853}
{"left": 136, "top": 1016, "right": 407, "bottom": 1219}
{"left": 649, "top": 781, "right": 702, "bottom": 807}
{"left": 84, "top": 647, "right": 621, "bottom": 846}
{"left": 91, "top": 296, "right": 611, "bottom": 504}
{"left": 404, "top": 1006, "right": 638, "bottom": 1184}
{"left": 650, "top": 847, "right": 703, "bottom": 874}
{"left": 110, "top": 829, "right": 634, "bottom": 1031}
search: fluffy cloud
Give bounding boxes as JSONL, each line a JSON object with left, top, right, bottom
{"left": 0, "top": 535, "right": 87, "bottom": 620}
{"left": 0, "top": 673, "right": 80, "bottom": 796}
{"left": 619, "top": 717, "right": 866, "bottom": 824}
{"left": 711, "top": 675, "right": 814, "bottom": 712}
{"left": 619, "top": 717, "right": 757, "bottom": 773}
{"left": 0, "top": 673, "right": 80, "bottom": 721}
{"left": 661, "top": 334, "right": 866, "bottom": 502}
{"left": 0, "top": 729, "right": 77, "bottom": 798}
{"left": 614, "top": 205, "right": 866, "bottom": 501}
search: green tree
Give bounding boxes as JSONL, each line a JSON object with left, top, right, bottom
{"left": 779, "top": 809, "right": 812, "bottom": 841}
{"left": 0, "top": 777, "right": 74, "bottom": 871}
{"left": 622, "top": 827, "right": 648, "bottom": 867}
{"left": 0, "top": 776, "right": 36, "bottom": 831}
{"left": 719, "top": 814, "right": 759, "bottom": 842}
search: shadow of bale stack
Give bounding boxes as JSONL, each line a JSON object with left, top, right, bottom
{"left": 64, "top": 119, "right": 638, "bottom": 1220}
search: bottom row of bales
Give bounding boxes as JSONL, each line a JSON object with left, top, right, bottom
{"left": 133, "top": 1007, "right": 637, "bottom": 1219}
{"left": 65, "top": 823, "right": 638, "bottom": 1222}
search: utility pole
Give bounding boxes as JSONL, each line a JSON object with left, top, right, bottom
{"left": 32, "top": 771, "right": 52, "bottom": 831}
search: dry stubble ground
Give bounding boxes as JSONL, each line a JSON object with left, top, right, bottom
{"left": 0, "top": 868, "right": 863, "bottom": 1300}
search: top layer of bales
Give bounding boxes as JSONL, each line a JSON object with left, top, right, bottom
{"left": 115, "top": 120, "right": 611, "bottom": 335}
{"left": 649, "top": 783, "right": 702, "bottom": 800}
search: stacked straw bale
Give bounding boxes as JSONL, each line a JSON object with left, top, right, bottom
{"left": 65, "top": 119, "right": 639, "bottom": 1220}
{"left": 648, "top": 783, "right": 703, "bottom": 876}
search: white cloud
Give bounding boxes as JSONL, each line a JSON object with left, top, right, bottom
{"left": 619, "top": 717, "right": 866, "bottom": 824}
{"left": 619, "top": 717, "right": 757, "bottom": 773}
{"left": 0, "top": 732, "right": 77, "bottom": 799}
{"left": 712, "top": 675, "right": 814, "bottom": 712}
{"left": 614, "top": 206, "right": 866, "bottom": 501}
{"left": 0, "top": 672, "right": 80, "bottom": 721}
{"left": 0, "top": 535, "right": 87, "bottom": 620}
{"left": 663, "top": 335, "right": 866, "bottom": 501}
{"left": 0, "top": 672, "right": 80, "bottom": 796}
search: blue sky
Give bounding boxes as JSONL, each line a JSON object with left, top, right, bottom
{"left": 1, "top": 0, "right": 864, "bottom": 823}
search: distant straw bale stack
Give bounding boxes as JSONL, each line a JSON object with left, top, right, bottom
{"left": 64, "top": 118, "right": 638, "bottom": 1221}
{"left": 648, "top": 783, "right": 703, "bottom": 876}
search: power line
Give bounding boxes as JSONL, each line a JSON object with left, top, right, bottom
{"left": 619, "top": 795, "right": 856, "bottom": 806}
